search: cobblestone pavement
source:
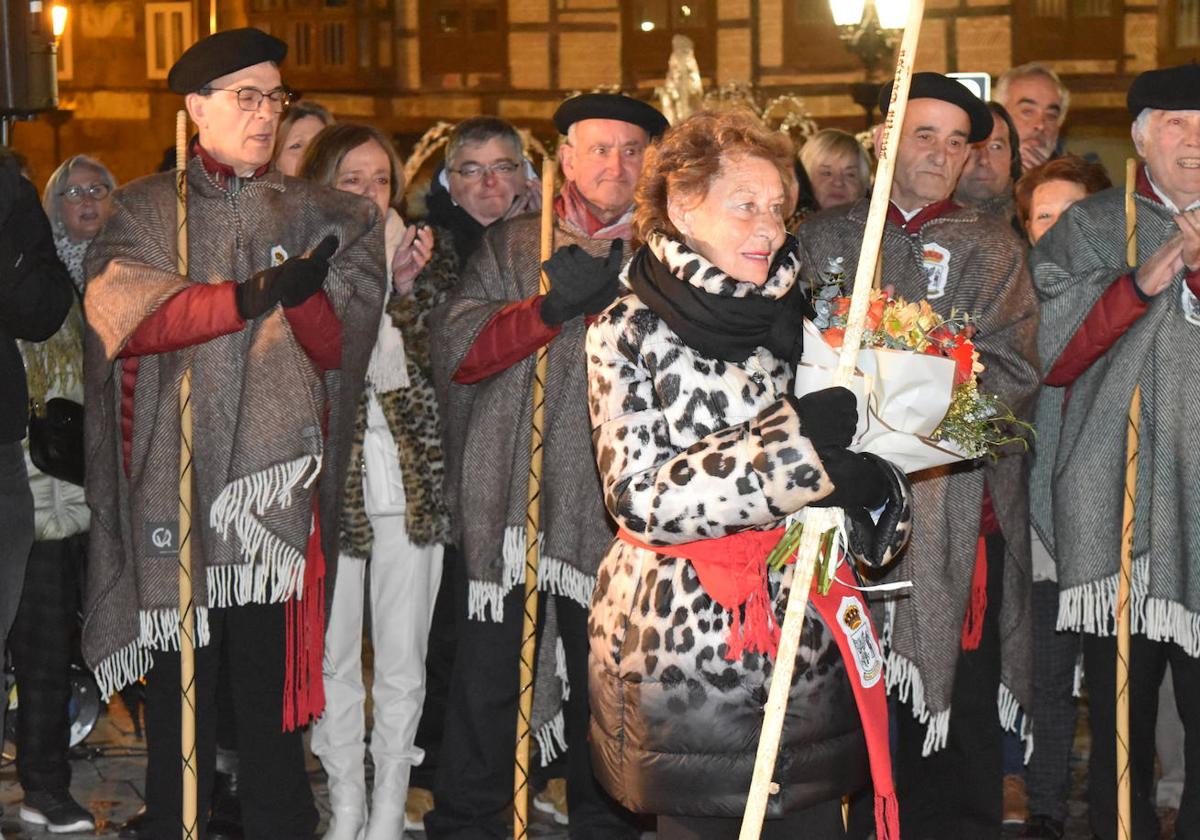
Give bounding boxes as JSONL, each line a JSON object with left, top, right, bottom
{"left": 0, "top": 690, "right": 1154, "bottom": 840}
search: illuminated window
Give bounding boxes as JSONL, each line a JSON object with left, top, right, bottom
{"left": 145, "top": 2, "right": 194, "bottom": 80}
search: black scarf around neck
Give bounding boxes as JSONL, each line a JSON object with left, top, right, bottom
{"left": 627, "top": 235, "right": 814, "bottom": 365}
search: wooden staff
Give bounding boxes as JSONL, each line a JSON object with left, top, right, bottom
{"left": 1115, "top": 158, "right": 1139, "bottom": 840}
{"left": 174, "top": 109, "right": 199, "bottom": 840}
{"left": 739, "top": 2, "right": 926, "bottom": 837}
{"left": 513, "top": 157, "right": 557, "bottom": 840}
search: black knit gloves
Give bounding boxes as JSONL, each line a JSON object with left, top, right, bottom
{"left": 809, "top": 446, "right": 890, "bottom": 510}
{"left": 787, "top": 386, "right": 857, "bottom": 450}
{"left": 540, "top": 239, "right": 622, "bottom": 327}
{"left": 236, "top": 235, "right": 339, "bottom": 320}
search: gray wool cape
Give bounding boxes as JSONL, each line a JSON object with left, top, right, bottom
{"left": 430, "top": 211, "right": 632, "bottom": 764}
{"left": 81, "top": 158, "right": 385, "bottom": 699}
{"left": 1031, "top": 178, "right": 1200, "bottom": 655}
{"left": 798, "top": 199, "right": 1041, "bottom": 754}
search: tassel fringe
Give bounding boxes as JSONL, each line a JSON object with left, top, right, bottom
{"left": 998, "top": 682, "right": 1035, "bottom": 763}
{"left": 534, "top": 710, "right": 568, "bottom": 767}
{"left": 466, "top": 526, "right": 595, "bottom": 622}
{"left": 91, "top": 605, "right": 213, "bottom": 701}
{"left": 208, "top": 455, "right": 321, "bottom": 604}
{"left": 92, "top": 640, "right": 154, "bottom": 702}
{"left": 93, "top": 457, "right": 321, "bottom": 703}
{"left": 883, "top": 645, "right": 951, "bottom": 756}
{"left": 1058, "top": 557, "right": 1200, "bottom": 656}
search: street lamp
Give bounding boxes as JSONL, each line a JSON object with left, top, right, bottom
{"left": 51, "top": 5, "right": 69, "bottom": 41}
{"left": 829, "top": 0, "right": 908, "bottom": 125}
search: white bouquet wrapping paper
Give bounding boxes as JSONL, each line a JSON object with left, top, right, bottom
{"left": 794, "top": 320, "right": 970, "bottom": 474}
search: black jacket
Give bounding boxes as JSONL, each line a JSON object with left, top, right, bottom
{"left": 0, "top": 161, "right": 75, "bottom": 443}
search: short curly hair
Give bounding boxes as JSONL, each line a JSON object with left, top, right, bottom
{"left": 1014, "top": 154, "right": 1111, "bottom": 230}
{"left": 633, "top": 108, "right": 796, "bottom": 242}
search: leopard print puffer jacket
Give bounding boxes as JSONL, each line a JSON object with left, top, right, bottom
{"left": 585, "top": 237, "right": 868, "bottom": 818}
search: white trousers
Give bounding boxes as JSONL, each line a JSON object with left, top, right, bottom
{"left": 313, "top": 516, "right": 444, "bottom": 789}
{"left": 313, "top": 396, "right": 444, "bottom": 802}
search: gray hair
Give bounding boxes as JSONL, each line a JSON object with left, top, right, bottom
{"left": 41, "top": 155, "right": 117, "bottom": 238}
{"left": 995, "top": 62, "right": 1071, "bottom": 122}
{"left": 445, "top": 116, "right": 523, "bottom": 169}
{"left": 799, "top": 128, "right": 872, "bottom": 189}
{"left": 1131, "top": 107, "right": 1153, "bottom": 143}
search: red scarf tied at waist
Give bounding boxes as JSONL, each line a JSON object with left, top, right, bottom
{"left": 618, "top": 527, "right": 899, "bottom": 840}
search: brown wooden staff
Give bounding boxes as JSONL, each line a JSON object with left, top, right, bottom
{"left": 1115, "top": 157, "right": 1140, "bottom": 840}
{"left": 174, "top": 109, "right": 199, "bottom": 840}
{"left": 738, "top": 1, "right": 926, "bottom": 836}
{"left": 513, "top": 157, "right": 558, "bottom": 840}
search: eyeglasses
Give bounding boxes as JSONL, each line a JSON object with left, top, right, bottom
{"left": 207, "top": 87, "right": 295, "bottom": 113}
{"left": 59, "top": 183, "right": 111, "bottom": 203}
{"left": 447, "top": 160, "right": 521, "bottom": 181}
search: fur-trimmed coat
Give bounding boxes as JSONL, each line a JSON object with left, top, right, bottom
{"left": 585, "top": 235, "right": 867, "bottom": 818}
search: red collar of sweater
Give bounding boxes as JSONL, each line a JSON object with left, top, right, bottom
{"left": 191, "top": 138, "right": 271, "bottom": 188}
{"left": 886, "top": 198, "right": 960, "bottom": 233}
{"left": 1134, "top": 161, "right": 1200, "bottom": 211}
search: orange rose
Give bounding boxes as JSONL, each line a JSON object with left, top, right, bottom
{"left": 833, "top": 297, "right": 851, "bottom": 317}
{"left": 865, "top": 298, "right": 886, "bottom": 331}
{"left": 825, "top": 327, "right": 845, "bottom": 348}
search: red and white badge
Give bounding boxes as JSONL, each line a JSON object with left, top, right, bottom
{"left": 836, "top": 594, "right": 883, "bottom": 689}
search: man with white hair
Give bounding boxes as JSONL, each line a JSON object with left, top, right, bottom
{"left": 996, "top": 62, "right": 1070, "bottom": 172}
{"left": 428, "top": 92, "right": 666, "bottom": 840}
{"left": 1032, "top": 62, "right": 1200, "bottom": 840}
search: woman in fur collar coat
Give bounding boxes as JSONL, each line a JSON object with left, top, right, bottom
{"left": 585, "top": 109, "right": 913, "bottom": 840}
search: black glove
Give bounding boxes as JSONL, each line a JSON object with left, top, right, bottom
{"left": 844, "top": 453, "right": 914, "bottom": 568}
{"left": 809, "top": 446, "right": 889, "bottom": 510}
{"left": 279, "top": 235, "right": 338, "bottom": 307}
{"left": 236, "top": 235, "right": 338, "bottom": 319}
{"left": 786, "top": 386, "right": 858, "bottom": 450}
{"left": 540, "top": 239, "right": 622, "bottom": 326}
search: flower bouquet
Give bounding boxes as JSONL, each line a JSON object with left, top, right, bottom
{"left": 795, "top": 282, "right": 1029, "bottom": 474}
{"left": 767, "top": 284, "right": 1029, "bottom": 578}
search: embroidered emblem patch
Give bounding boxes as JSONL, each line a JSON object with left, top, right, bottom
{"left": 271, "top": 245, "right": 288, "bottom": 266}
{"left": 922, "top": 243, "right": 951, "bottom": 299}
{"left": 837, "top": 595, "right": 883, "bottom": 688}
{"left": 1182, "top": 283, "right": 1200, "bottom": 327}
{"left": 144, "top": 521, "right": 179, "bottom": 558}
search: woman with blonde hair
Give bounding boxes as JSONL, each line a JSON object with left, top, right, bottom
{"left": 800, "top": 128, "right": 872, "bottom": 212}
{"left": 274, "top": 100, "right": 333, "bottom": 176}
{"left": 301, "top": 123, "right": 446, "bottom": 840}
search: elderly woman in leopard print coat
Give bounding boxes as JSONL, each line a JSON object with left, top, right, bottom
{"left": 585, "top": 109, "right": 913, "bottom": 840}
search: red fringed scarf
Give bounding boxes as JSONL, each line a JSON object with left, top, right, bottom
{"left": 553, "top": 180, "right": 634, "bottom": 241}
{"left": 617, "top": 529, "right": 899, "bottom": 840}
{"left": 283, "top": 503, "right": 327, "bottom": 732}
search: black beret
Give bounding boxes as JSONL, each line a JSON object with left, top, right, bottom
{"left": 553, "top": 93, "right": 669, "bottom": 139}
{"left": 1128, "top": 64, "right": 1200, "bottom": 116}
{"left": 168, "top": 28, "right": 287, "bottom": 95}
{"left": 878, "top": 72, "right": 993, "bottom": 144}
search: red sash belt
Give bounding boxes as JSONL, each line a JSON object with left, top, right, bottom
{"left": 617, "top": 528, "right": 899, "bottom": 840}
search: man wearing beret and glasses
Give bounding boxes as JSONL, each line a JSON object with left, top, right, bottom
{"left": 1033, "top": 63, "right": 1200, "bottom": 840}
{"left": 80, "top": 27, "right": 384, "bottom": 839}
